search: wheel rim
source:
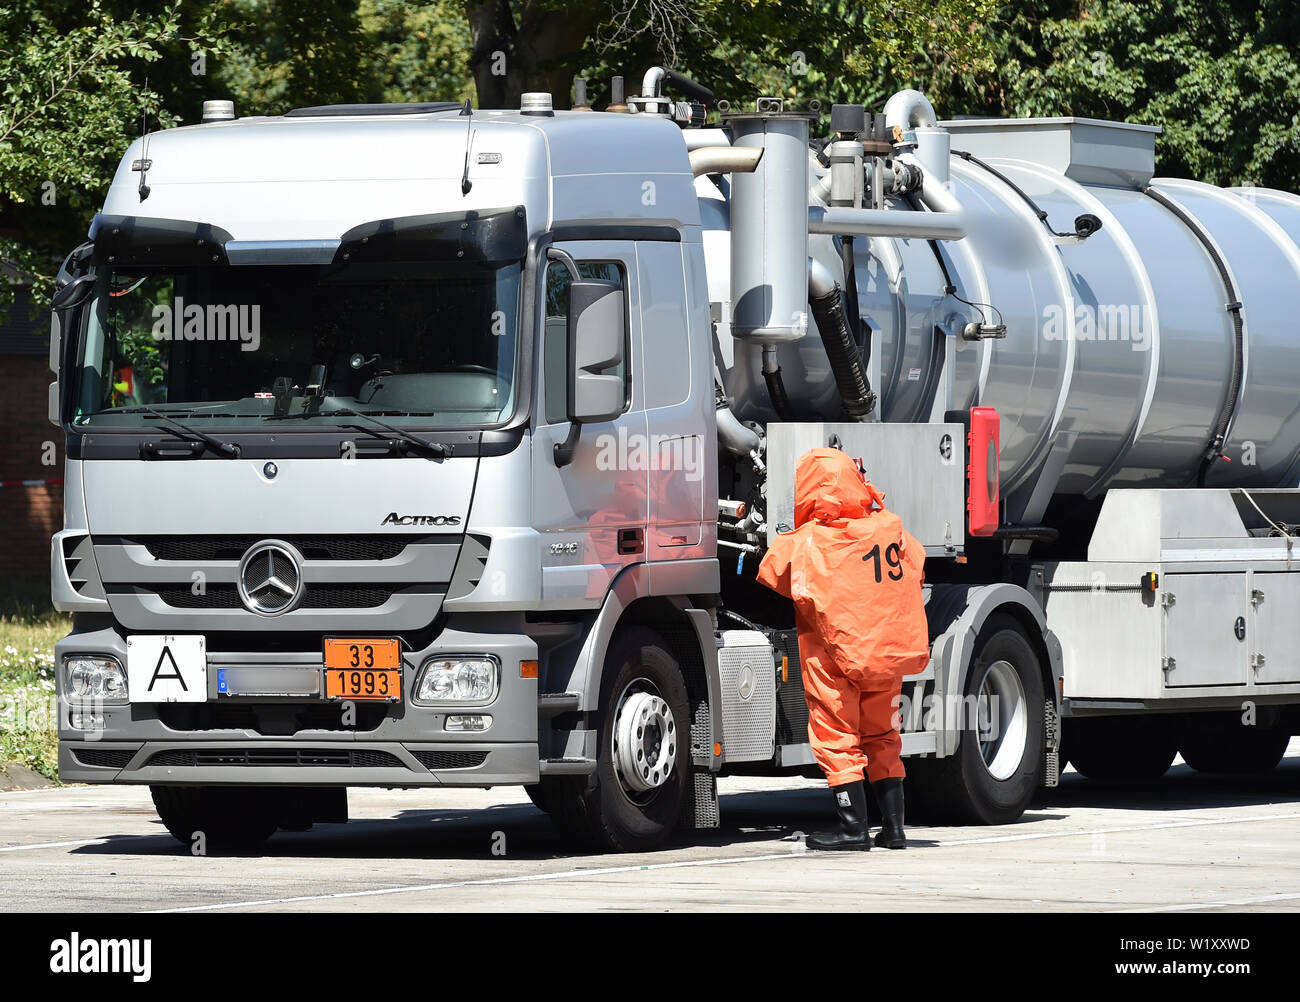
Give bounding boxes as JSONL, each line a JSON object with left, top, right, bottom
{"left": 612, "top": 682, "right": 678, "bottom": 801}
{"left": 975, "top": 659, "right": 1028, "bottom": 781}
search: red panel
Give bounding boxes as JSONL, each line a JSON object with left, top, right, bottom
{"left": 967, "top": 407, "right": 1000, "bottom": 536}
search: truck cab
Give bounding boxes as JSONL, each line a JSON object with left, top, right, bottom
{"left": 50, "top": 97, "right": 723, "bottom": 850}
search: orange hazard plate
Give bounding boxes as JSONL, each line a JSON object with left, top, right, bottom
{"left": 323, "top": 638, "right": 402, "bottom": 701}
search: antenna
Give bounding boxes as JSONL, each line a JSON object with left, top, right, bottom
{"left": 459, "top": 99, "right": 473, "bottom": 196}
{"left": 137, "top": 77, "right": 152, "bottom": 202}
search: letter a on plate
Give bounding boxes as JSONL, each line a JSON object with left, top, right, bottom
{"left": 126, "top": 635, "right": 207, "bottom": 703}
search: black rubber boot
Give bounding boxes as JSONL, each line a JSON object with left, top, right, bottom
{"left": 872, "top": 777, "right": 906, "bottom": 849}
{"left": 806, "top": 780, "right": 871, "bottom": 851}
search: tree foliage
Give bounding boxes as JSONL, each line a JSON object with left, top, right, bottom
{"left": 936, "top": 0, "right": 1300, "bottom": 190}
{"left": 2, "top": 0, "right": 1299, "bottom": 318}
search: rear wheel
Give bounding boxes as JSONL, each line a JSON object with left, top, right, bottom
{"left": 907, "top": 614, "right": 1045, "bottom": 824}
{"left": 1066, "top": 714, "right": 1182, "bottom": 781}
{"left": 1180, "top": 720, "right": 1290, "bottom": 774}
{"left": 150, "top": 786, "right": 280, "bottom": 849}
{"left": 549, "top": 627, "right": 691, "bottom": 852}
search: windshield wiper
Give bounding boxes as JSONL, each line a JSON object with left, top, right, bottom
{"left": 271, "top": 407, "right": 453, "bottom": 458}
{"left": 109, "top": 405, "right": 240, "bottom": 457}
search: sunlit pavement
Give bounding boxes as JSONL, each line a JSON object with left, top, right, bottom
{"left": 2, "top": 742, "right": 1298, "bottom": 912}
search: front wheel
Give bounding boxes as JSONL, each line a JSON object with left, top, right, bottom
{"left": 908, "top": 614, "right": 1045, "bottom": 824}
{"left": 549, "top": 627, "right": 692, "bottom": 852}
{"left": 150, "top": 786, "right": 280, "bottom": 849}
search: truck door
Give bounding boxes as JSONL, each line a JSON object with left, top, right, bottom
{"left": 639, "top": 240, "right": 709, "bottom": 557}
{"left": 532, "top": 240, "right": 646, "bottom": 607}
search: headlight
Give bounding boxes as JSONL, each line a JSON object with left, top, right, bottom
{"left": 64, "top": 656, "right": 127, "bottom": 703}
{"left": 414, "top": 657, "right": 498, "bottom": 704}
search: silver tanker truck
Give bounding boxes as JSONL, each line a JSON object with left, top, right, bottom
{"left": 46, "top": 69, "right": 1300, "bottom": 850}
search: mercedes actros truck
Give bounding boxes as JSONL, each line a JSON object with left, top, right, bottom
{"left": 48, "top": 69, "right": 1300, "bottom": 850}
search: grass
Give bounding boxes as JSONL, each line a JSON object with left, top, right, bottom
{"left": 0, "top": 584, "right": 70, "bottom": 781}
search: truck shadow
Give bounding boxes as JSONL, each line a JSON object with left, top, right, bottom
{"left": 68, "top": 757, "right": 1300, "bottom": 861}
{"left": 1032, "top": 756, "right": 1300, "bottom": 813}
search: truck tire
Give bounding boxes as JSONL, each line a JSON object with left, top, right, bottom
{"left": 907, "top": 614, "right": 1045, "bottom": 824}
{"left": 524, "top": 782, "right": 553, "bottom": 815}
{"left": 1179, "top": 723, "right": 1290, "bottom": 774}
{"left": 1066, "top": 714, "right": 1181, "bottom": 781}
{"left": 150, "top": 785, "right": 279, "bottom": 850}
{"left": 548, "top": 627, "right": 692, "bottom": 852}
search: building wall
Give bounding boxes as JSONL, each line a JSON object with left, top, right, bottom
{"left": 1, "top": 291, "right": 62, "bottom": 586}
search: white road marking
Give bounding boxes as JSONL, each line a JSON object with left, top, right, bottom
{"left": 0, "top": 838, "right": 105, "bottom": 853}
{"left": 149, "top": 852, "right": 830, "bottom": 912}
{"left": 935, "top": 811, "right": 1300, "bottom": 846}
{"left": 150, "top": 808, "right": 1300, "bottom": 912}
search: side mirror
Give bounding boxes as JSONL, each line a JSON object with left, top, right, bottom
{"left": 50, "top": 274, "right": 95, "bottom": 311}
{"left": 567, "top": 280, "right": 625, "bottom": 424}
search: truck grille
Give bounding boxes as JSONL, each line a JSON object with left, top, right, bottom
{"left": 145, "top": 748, "right": 404, "bottom": 768}
{"left": 93, "top": 532, "right": 465, "bottom": 631}
{"left": 149, "top": 585, "right": 397, "bottom": 610}
{"left": 411, "top": 750, "right": 488, "bottom": 770}
{"left": 72, "top": 747, "right": 136, "bottom": 769}
{"left": 136, "top": 535, "right": 414, "bottom": 561}
{"left": 157, "top": 702, "right": 388, "bottom": 734}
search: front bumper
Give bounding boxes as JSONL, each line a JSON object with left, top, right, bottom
{"left": 56, "top": 618, "right": 540, "bottom": 787}
{"left": 59, "top": 739, "right": 538, "bottom": 786}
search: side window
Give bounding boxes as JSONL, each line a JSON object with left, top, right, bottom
{"left": 544, "top": 261, "right": 629, "bottom": 425}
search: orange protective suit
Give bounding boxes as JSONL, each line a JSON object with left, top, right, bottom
{"left": 757, "top": 448, "right": 930, "bottom": 785}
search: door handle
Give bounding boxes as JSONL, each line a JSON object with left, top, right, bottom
{"left": 617, "top": 528, "right": 644, "bottom": 555}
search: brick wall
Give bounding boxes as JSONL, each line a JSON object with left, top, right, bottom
{"left": 0, "top": 354, "right": 63, "bottom": 585}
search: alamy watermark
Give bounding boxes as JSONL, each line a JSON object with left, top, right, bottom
{"left": 1042, "top": 303, "right": 1152, "bottom": 351}
{"left": 151, "top": 298, "right": 261, "bottom": 352}
{"left": 594, "top": 429, "right": 705, "bottom": 482}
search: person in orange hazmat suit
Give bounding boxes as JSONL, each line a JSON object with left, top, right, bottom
{"left": 757, "top": 447, "right": 930, "bottom": 850}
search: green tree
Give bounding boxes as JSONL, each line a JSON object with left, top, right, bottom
{"left": 462, "top": 0, "right": 999, "bottom": 112}
{"left": 0, "top": 1, "right": 195, "bottom": 310}
{"left": 936, "top": 0, "right": 1300, "bottom": 189}
{"left": 362, "top": 0, "right": 474, "bottom": 105}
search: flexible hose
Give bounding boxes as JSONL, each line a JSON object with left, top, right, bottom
{"left": 761, "top": 347, "right": 796, "bottom": 421}
{"left": 809, "top": 284, "right": 875, "bottom": 421}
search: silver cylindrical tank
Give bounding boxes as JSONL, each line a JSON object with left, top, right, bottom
{"left": 727, "top": 113, "right": 814, "bottom": 344}
{"left": 702, "top": 108, "right": 1300, "bottom": 500}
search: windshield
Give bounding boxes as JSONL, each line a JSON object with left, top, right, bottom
{"left": 72, "top": 259, "right": 522, "bottom": 429}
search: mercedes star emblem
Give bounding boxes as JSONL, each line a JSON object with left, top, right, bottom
{"left": 237, "top": 540, "right": 304, "bottom": 615}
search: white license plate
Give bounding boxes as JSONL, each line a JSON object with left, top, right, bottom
{"left": 126, "top": 635, "right": 207, "bottom": 703}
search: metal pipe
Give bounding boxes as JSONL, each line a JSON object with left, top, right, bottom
{"left": 808, "top": 255, "right": 838, "bottom": 298}
{"left": 808, "top": 204, "right": 966, "bottom": 241}
{"left": 642, "top": 66, "right": 667, "bottom": 99}
{"left": 883, "top": 89, "right": 937, "bottom": 132}
{"left": 689, "top": 146, "right": 763, "bottom": 178}
{"left": 716, "top": 396, "right": 765, "bottom": 469}
{"left": 684, "top": 129, "right": 732, "bottom": 150}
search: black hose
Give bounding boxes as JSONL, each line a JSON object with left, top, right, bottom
{"left": 718, "top": 607, "right": 768, "bottom": 634}
{"left": 904, "top": 193, "right": 957, "bottom": 423}
{"left": 1143, "top": 185, "right": 1244, "bottom": 486}
{"left": 953, "top": 149, "right": 1102, "bottom": 241}
{"left": 809, "top": 284, "right": 876, "bottom": 420}
{"left": 840, "top": 235, "right": 868, "bottom": 362}
{"left": 991, "top": 525, "right": 1060, "bottom": 543}
{"left": 764, "top": 365, "right": 796, "bottom": 421}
